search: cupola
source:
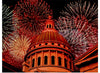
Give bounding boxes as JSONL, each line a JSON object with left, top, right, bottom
{"left": 45, "top": 16, "right": 54, "bottom": 29}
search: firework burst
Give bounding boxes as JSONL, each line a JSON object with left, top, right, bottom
{"left": 74, "top": 16, "right": 98, "bottom": 46}
{"left": 59, "top": 0, "right": 98, "bottom": 57}
{"left": 13, "top": 0, "right": 52, "bottom": 34}
{"left": 2, "top": 4, "right": 15, "bottom": 50}
{"left": 55, "top": 17, "right": 97, "bottom": 57}
{"left": 61, "top": 0, "right": 98, "bottom": 28}
{"left": 8, "top": 32, "right": 31, "bottom": 61}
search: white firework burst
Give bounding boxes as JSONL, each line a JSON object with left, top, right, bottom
{"left": 2, "top": 4, "right": 15, "bottom": 51}
{"left": 8, "top": 32, "right": 31, "bottom": 61}
{"left": 55, "top": 16, "right": 97, "bottom": 57}
{"left": 61, "top": 0, "right": 98, "bottom": 28}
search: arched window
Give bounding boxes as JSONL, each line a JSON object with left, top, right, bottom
{"left": 51, "top": 56, "right": 55, "bottom": 65}
{"left": 49, "top": 24, "right": 51, "bottom": 28}
{"left": 32, "top": 59, "right": 35, "bottom": 67}
{"left": 52, "top": 43, "right": 54, "bottom": 45}
{"left": 64, "top": 45, "right": 65, "bottom": 48}
{"left": 45, "top": 43, "right": 48, "bottom": 45}
{"left": 58, "top": 44, "right": 60, "bottom": 46}
{"left": 39, "top": 44, "right": 41, "bottom": 46}
{"left": 64, "top": 59, "right": 67, "bottom": 68}
{"left": 58, "top": 57, "right": 61, "bottom": 66}
{"left": 44, "top": 56, "right": 48, "bottom": 65}
{"left": 47, "top": 25, "right": 48, "bottom": 28}
{"left": 38, "top": 57, "right": 41, "bottom": 66}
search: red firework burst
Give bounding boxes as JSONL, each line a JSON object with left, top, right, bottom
{"left": 13, "top": 0, "right": 52, "bottom": 34}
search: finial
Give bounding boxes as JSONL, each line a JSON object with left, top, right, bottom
{"left": 48, "top": 15, "right": 52, "bottom": 19}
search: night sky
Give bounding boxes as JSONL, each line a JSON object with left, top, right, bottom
{"left": 2, "top": 0, "right": 98, "bottom": 71}
{"left": 2, "top": 0, "right": 98, "bottom": 19}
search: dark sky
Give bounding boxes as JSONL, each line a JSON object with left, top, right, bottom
{"left": 2, "top": 0, "right": 98, "bottom": 19}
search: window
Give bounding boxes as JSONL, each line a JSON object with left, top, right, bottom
{"left": 45, "top": 43, "right": 48, "bottom": 45}
{"left": 58, "top": 44, "right": 60, "bottom": 46}
{"left": 32, "top": 59, "right": 35, "bottom": 67}
{"left": 47, "top": 25, "right": 48, "bottom": 28}
{"left": 64, "top": 59, "right": 67, "bottom": 68}
{"left": 34, "top": 46, "right": 35, "bottom": 48}
{"left": 58, "top": 57, "right": 61, "bottom": 66}
{"left": 51, "top": 56, "right": 55, "bottom": 65}
{"left": 38, "top": 57, "right": 41, "bottom": 66}
{"left": 64, "top": 45, "right": 65, "bottom": 48}
{"left": 44, "top": 56, "right": 48, "bottom": 65}
{"left": 52, "top": 43, "right": 54, "bottom": 45}
{"left": 69, "top": 56, "right": 71, "bottom": 59}
{"left": 39, "top": 44, "right": 41, "bottom": 46}
{"left": 49, "top": 24, "right": 51, "bottom": 28}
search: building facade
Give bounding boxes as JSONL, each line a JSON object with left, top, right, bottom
{"left": 22, "top": 16, "right": 75, "bottom": 72}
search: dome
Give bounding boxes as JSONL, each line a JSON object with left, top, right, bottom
{"left": 32, "top": 29, "right": 69, "bottom": 46}
{"left": 23, "top": 16, "right": 74, "bottom": 72}
{"left": 30, "top": 16, "right": 70, "bottom": 48}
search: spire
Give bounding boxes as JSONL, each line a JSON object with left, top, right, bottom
{"left": 45, "top": 15, "right": 54, "bottom": 29}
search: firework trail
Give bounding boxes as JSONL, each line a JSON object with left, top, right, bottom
{"left": 61, "top": 0, "right": 98, "bottom": 28}
{"left": 2, "top": 4, "right": 15, "bottom": 51}
{"left": 13, "top": 0, "right": 52, "bottom": 35}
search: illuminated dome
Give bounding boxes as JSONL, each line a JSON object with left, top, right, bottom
{"left": 30, "top": 16, "right": 70, "bottom": 49}
{"left": 23, "top": 16, "right": 75, "bottom": 72}
{"left": 34, "top": 29, "right": 69, "bottom": 44}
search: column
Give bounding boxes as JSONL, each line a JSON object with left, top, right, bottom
{"left": 71, "top": 61, "right": 74, "bottom": 71}
{"left": 35, "top": 53, "right": 37, "bottom": 67}
{"left": 55, "top": 51, "right": 58, "bottom": 66}
{"left": 62, "top": 53, "right": 64, "bottom": 67}
{"left": 48, "top": 50, "right": 51, "bottom": 65}
{"left": 41, "top": 51, "right": 44, "bottom": 66}
{"left": 30, "top": 56, "right": 32, "bottom": 68}
{"left": 67, "top": 55, "right": 70, "bottom": 69}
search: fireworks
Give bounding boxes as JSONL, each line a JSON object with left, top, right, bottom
{"left": 61, "top": 0, "right": 98, "bottom": 28}
{"left": 13, "top": 0, "right": 52, "bottom": 34}
{"left": 55, "top": 16, "right": 97, "bottom": 57}
{"left": 58, "top": 0, "right": 98, "bottom": 57}
{"left": 8, "top": 32, "right": 31, "bottom": 61}
{"left": 2, "top": 4, "right": 14, "bottom": 38}
{"left": 2, "top": 4, "right": 15, "bottom": 50}
{"left": 74, "top": 16, "right": 98, "bottom": 46}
